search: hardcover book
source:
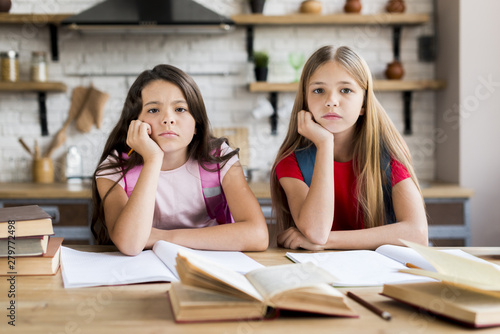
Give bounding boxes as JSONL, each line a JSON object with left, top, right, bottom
{"left": 0, "top": 235, "right": 49, "bottom": 257}
{"left": 0, "top": 237, "right": 63, "bottom": 276}
{"left": 0, "top": 205, "right": 53, "bottom": 238}
{"left": 382, "top": 282, "right": 500, "bottom": 328}
{"left": 168, "top": 250, "right": 358, "bottom": 323}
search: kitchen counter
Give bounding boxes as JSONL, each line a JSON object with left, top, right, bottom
{"left": 0, "top": 181, "right": 474, "bottom": 246}
{"left": 0, "top": 181, "right": 474, "bottom": 200}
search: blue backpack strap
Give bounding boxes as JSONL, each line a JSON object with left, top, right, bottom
{"left": 294, "top": 145, "right": 317, "bottom": 187}
{"left": 381, "top": 147, "right": 396, "bottom": 225}
{"left": 295, "top": 145, "right": 396, "bottom": 225}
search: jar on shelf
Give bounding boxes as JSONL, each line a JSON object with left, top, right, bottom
{"left": 30, "top": 51, "right": 48, "bottom": 82}
{"left": 0, "top": 50, "right": 19, "bottom": 82}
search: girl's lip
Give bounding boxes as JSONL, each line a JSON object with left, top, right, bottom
{"left": 160, "top": 131, "right": 178, "bottom": 137}
{"left": 322, "top": 112, "right": 342, "bottom": 120}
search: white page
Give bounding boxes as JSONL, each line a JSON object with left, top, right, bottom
{"left": 152, "top": 240, "right": 264, "bottom": 279}
{"left": 60, "top": 247, "right": 178, "bottom": 288}
{"left": 286, "top": 250, "right": 434, "bottom": 286}
{"left": 178, "top": 249, "right": 264, "bottom": 302}
{"left": 375, "top": 244, "right": 498, "bottom": 272}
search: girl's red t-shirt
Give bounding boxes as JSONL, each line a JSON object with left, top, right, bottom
{"left": 275, "top": 153, "right": 411, "bottom": 230}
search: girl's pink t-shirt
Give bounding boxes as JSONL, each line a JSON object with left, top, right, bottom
{"left": 96, "top": 144, "right": 238, "bottom": 230}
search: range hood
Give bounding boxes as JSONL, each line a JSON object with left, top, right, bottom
{"left": 61, "top": 0, "right": 235, "bottom": 34}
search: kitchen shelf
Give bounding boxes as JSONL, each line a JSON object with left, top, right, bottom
{"left": 0, "top": 81, "right": 67, "bottom": 92}
{"left": 250, "top": 80, "right": 446, "bottom": 135}
{"left": 233, "top": 13, "right": 429, "bottom": 62}
{"left": 0, "top": 13, "right": 72, "bottom": 61}
{"left": 0, "top": 13, "right": 71, "bottom": 23}
{"left": 0, "top": 81, "right": 67, "bottom": 136}
{"left": 232, "top": 13, "right": 429, "bottom": 25}
{"left": 249, "top": 80, "right": 446, "bottom": 92}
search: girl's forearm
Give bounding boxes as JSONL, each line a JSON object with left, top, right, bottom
{"left": 110, "top": 159, "right": 162, "bottom": 255}
{"left": 295, "top": 141, "right": 335, "bottom": 244}
{"left": 324, "top": 220, "right": 428, "bottom": 250}
{"left": 147, "top": 219, "right": 269, "bottom": 251}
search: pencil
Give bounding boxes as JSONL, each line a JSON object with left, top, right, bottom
{"left": 405, "top": 262, "right": 422, "bottom": 269}
{"left": 347, "top": 291, "right": 391, "bottom": 321}
{"left": 127, "top": 148, "right": 134, "bottom": 156}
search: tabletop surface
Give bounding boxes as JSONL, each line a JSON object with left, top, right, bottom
{"left": 1, "top": 246, "right": 499, "bottom": 334}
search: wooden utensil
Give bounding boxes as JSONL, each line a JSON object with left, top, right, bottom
{"left": 18, "top": 138, "right": 33, "bottom": 156}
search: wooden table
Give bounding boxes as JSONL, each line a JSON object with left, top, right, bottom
{"left": 1, "top": 246, "right": 499, "bottom": 334}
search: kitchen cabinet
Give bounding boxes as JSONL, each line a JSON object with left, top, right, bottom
{"left": 0, "top": 182, "right": 93, "bottom": 244}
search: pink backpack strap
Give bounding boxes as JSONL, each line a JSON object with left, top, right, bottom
{"left": 120, "top": 152, "right": 233, "bottom": 224}
{"left": 121, "top": 153, "right": 142, "bottom": 197}
{"left": 199, "top": 161, "right": 234, "bottom": 225}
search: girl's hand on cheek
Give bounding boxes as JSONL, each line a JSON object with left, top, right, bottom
{"left": 127, "top": 120, "right": 163, "bottom": 161}
{"left": 297, "top": 110, "right": 333, "bottom": 147}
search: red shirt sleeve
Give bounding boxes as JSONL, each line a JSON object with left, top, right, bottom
{"left": 275, "top": 153, "right": 305, "bottom": 182}
{"left": 391, "top": 158, "right": 411, "bottom": 185}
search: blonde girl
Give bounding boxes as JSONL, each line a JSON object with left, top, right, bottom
{"left": 271, "top": 45, "right": 427, "bottom": 250}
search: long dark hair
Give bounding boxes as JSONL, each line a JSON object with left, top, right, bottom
{"left": 91, "top": 64, "right": 238, "bottom": 244}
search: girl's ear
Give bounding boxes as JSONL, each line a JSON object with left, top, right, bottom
{"left": 360, "top": 106, "right": 365, "bottom": 116}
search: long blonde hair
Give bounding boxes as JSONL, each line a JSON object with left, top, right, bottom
{"left": 270, "top": 45, "right": 422, "bottom": 232}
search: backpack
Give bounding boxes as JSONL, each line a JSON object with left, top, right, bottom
{"left": 294, "top": 145, "right": 396, "bottom": 225}
{"left": 121, "top": 153, "right": 233, "bottom": 225}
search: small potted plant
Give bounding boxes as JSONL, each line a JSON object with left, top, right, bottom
{"left": 249, "top": 0, "right": 266, "bottom": 14}
{"left": 253, "top": 51, "right": 269, "bottom": 82}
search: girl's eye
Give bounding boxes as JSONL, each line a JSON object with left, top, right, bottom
{"left": 341, "top": 88, "right": 352, "bottom": 94}
{"left": 312, "top": 88, "right": 324, "bottom": 94}
{"left": 147, "top": 108, "right": 159, "bottom": 113}
{"left": 176, "top": 107, "right": 188, "bottom": 113}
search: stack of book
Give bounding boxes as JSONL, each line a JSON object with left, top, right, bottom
{"left": 0, "top": 205, "right": 63, "bottom": 275}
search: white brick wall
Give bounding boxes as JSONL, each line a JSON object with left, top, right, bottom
{"left": 0, "top": 0, "right": 437, "bottom": 183}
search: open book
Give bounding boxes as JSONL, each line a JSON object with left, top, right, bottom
{"left": 398, "top": 240, "right": 500, "bottom": 293}
{"left": 60, "top": 240, "right": 264, "bottom": 288}
{"left": 286, "top": 244, "right": 487, "bottom": 286}
{"left": 382, "top": 241, "right": 500, "bottom": 328}
{"left": 169, "top": 250, "right": 358, "bottom": 323}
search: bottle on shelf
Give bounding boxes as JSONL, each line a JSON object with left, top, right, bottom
{"left": 64, "top": 146, "right": 83, "bottom": 183}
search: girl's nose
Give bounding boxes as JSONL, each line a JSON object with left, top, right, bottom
{"left": 163, "top": 113, "right": 175, "bottom": 125}
{"left": 326, "top": 97, "right": 339, "bottom": 107}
